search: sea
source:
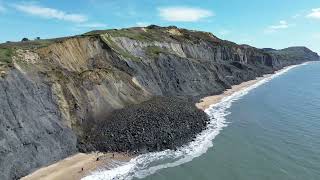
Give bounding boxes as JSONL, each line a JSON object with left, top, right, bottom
{"left": 83, "top": 61, "right": 320, "bottom": 180}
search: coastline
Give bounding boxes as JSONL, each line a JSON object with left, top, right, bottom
{"left": 21, "top": 153, "right": 132, "bottom": 180}
{"left": 196, "top": 65, "right": 300, "bottom": 111}
{"left": 22, "top": 65, "right": 298, "bottom": 180}
{"left": 196, "top": 75, "right": 269, "bottom": 111}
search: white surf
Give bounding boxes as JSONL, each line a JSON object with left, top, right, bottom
{"left": 83, "top": 63, "right": 306, "bottom": 180}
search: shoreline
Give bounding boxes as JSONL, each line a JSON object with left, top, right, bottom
{"left": 21, "top": 153, "right": 132, "bottom": 180}
{"left": 196, "top": 65, "right": 299, "bottom": 111}
{"left": 196, "top": 75, "right": 269, "bottom": 111}
{"left": 22, "top": 65, "right": 297, "bottom": 180}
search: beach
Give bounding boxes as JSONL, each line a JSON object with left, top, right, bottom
{"left": 196, "top": 75, "right": 269, "bottom": 110}
{"left": 21, "top": 153, "right": 131, "bottom": 180}
{"left": 140, "top": 61, "right": 320, "bottom": 180}
{"left": 195, "top": 65, "right": 297, "bottom": 111}
{"left": 22, "top": 68, "right": 289, "bottom": 180}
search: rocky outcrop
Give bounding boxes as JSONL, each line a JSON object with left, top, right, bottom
{"left": 0, "top": 70, "right": 77, "bottom": 180}
{"left": 80, "top": 97, "right": 208, "bottom": 153}
{"left": 0, "top": 25, "right": 318, "bottom": 179}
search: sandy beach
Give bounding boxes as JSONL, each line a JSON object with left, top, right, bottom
{"left": 196, "top": 66, "right": 295, "bottom": 111}
{"left": 21, "top": 153, "right": 132, "bottom": 180}
{"left": 197, "top": 63, "right": 302, "bottom": 111}
{"left": 196, "top": 75, "right": 269, "bottom": 110}
{"left": 22, "top": 68, "right": 286, "bottom": 180}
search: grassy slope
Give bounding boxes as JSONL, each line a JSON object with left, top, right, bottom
{"left": 0, "top": 25, "right": 318, "bottom": 73}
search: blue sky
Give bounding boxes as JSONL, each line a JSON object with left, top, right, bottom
{"left": 0, "top": 0, "right": 319, "bottom": 53}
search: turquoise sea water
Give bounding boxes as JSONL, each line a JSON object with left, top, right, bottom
{"left": 84, "top": 62, "right": 320, "bottom": 180}
{"left": 141, "top": 62, "right": 320, "bottom": 180}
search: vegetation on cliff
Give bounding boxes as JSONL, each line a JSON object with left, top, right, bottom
{"left": 0, "top": 25, "right": 318, "bottom": 180}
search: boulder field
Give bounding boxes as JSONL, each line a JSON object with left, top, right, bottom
{"left": 0, "top": 25, "right": 319, "bottom": 179}
{"left": 79, "top": 97, "right": 209, "bottom": 153}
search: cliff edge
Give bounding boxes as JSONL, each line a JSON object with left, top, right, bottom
{"left": 0, "top": 25, "right": 318, "bottom": 179}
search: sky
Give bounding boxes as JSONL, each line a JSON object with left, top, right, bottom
{"left": 0, "top": 0, "right": 319, "bottom": 53}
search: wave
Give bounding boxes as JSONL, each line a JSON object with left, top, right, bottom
{"left": 82, "top": 63, "right": 307, "bottom": 180}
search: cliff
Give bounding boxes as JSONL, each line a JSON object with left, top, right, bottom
{"left": 0, "top": 25, "right": 318, "bottom": 179}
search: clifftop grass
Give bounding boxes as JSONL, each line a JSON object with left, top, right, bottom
{"left": 86, "top": 28, "right": 165, "bottom": 42}
{"left": 0, "top": 48, "right": 15, "bottom": 74}
{"left": 0, "top": 48, "right": 14, "bottom": 64}
{"left": 0, "top": 39, "right": 65, "bottom": 50}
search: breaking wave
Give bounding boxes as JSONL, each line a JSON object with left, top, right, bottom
{"left": 83, "top": 63, "right": 306, "bottom": 180}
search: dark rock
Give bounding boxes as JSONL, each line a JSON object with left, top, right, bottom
{"left": 80, "top": 97, "right": 209, "bottom": 153}
{"left": 0, "top": 25, "right": 318, "bottom": 179}
{"left": 0, "top": 70, "right": 77, "bottom": 180}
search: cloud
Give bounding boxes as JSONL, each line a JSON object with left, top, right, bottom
{"left": 76, "top": 23, "right": 107, "bottom": 28}
{"left": 265, "top": 20, "right": 289, "bottom": 33}
{"left": 136, "top": 22, "right": 150, "bottom": 27}
{"left": 158, "top": 7, "right": 214, "bottom": 22}
{"left": 13, "top": 3, "right": 87, "bottom": 23}
{"left": 269, "top": 20, "right": 289, "bottom": 29}
{"left": 306, "top": 8, "right": 320, "bottom": 19}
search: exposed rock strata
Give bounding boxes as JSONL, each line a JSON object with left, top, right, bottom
{"left": 0, "top": 25, "right": 318, "bottom": 179}
{"left": 0, "top": 70, "right": 77, "bottom": 180}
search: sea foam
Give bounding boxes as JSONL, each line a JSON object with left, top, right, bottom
{"left": 83, "top": 63, "right": 306, "bottom": 180}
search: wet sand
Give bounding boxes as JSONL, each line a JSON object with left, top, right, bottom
{"left": 22, "top": 68, "right": 289, "bottom": 180}
{"left": 21, "top": 153, "right": 132, "bottom": 180}
{"left": 196, "top": 65, "right": 297, "bottom": 111}
{"left": 196, "top": 74, "right": 274, "bottom": 111}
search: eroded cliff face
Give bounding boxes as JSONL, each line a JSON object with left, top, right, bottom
{"left": 0, "top": 70, "right": 77, "bottom": 180}
{"left": 0, "top": 26, "right": 318, "bottom": 179}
